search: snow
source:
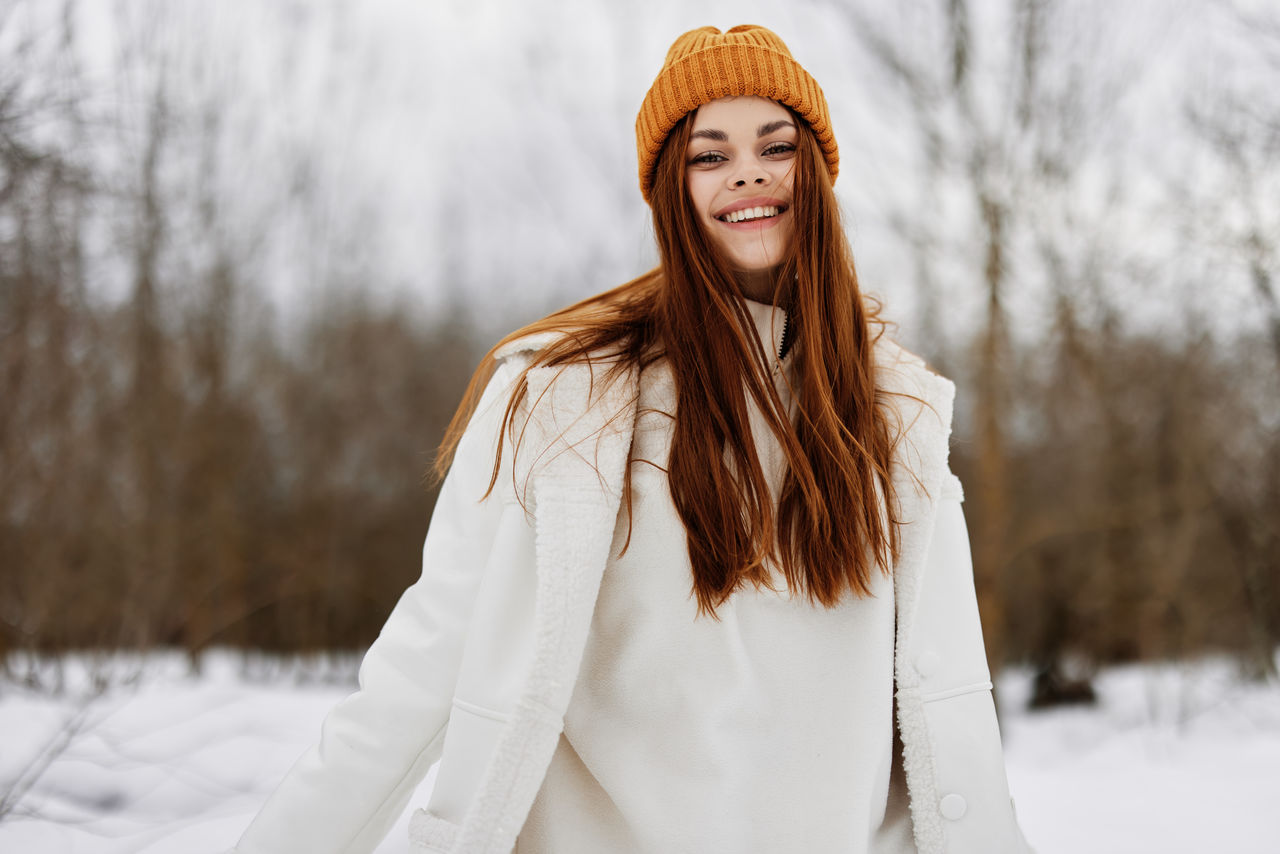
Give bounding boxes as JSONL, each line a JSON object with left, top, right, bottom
{"left": 1, "top": 651, "right": 1277, "bottom": 853}
{"left": 998, "top": 660, "right": 1280, "bottom": 852}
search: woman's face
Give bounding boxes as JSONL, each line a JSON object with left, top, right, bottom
{"left": 685, "top": 96, "right": 797, "bottom": 275}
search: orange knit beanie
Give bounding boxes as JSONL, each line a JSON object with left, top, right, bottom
{"left": 635, "top": 25, "right": 838, "bottom": 203}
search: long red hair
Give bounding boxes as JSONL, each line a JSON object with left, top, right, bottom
{"left": 436, "top": 107, "right": 901, "bottom": 616}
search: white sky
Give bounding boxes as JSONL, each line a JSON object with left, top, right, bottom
{"left": 7, "top": 0, "right": 1277, "bottom": 349}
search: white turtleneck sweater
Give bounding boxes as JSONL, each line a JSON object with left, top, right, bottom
{"left": 517, "top": 300, "right": 916, "bottom": 854}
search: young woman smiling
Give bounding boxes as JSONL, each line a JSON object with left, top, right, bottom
{"left": 233, "top": 25, "right": 1031, "bottom": 854}
{"left": 684, "top": 96, "right": 798, "bottom": 298}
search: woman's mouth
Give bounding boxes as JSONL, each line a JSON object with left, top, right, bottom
{"left": 716, "top": 204, "right": 786, "bottom": 224}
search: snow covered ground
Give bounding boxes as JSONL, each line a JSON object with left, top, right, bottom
{"left": 1, "top": 651, "right": 1277, "bottom": 853}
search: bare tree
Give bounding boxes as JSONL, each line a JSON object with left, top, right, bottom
{"left": 1178, "top": 4, "right": 1280, "bottom": 678}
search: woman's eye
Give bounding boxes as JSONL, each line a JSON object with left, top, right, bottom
{"left": 762, "top": 142, "right": 796, "bottom": 157}
{"left": 689, "top": 151, "right": 727, "bottom": 165}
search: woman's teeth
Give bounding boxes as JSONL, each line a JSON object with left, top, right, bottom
{"left": 720, "top": 205, "right": 780, "bottom": 223}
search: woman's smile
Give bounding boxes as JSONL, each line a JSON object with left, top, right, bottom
{"left": 713, "top": 197, "right": 789, "bottom": 226}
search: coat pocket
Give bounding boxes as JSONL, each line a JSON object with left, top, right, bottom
{"left": 408, "top": 807, "right": 460, "bottom": 852}
{"left": 423, "top": 699, "right": 510, "bottom": 833}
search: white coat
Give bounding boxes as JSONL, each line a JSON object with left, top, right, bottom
{"left": 232, "top": 332, "right": 1031, "bottom": 854}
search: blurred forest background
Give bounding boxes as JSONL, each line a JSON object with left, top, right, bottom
{"left": 2, "top": 0, "right": 1278, "bottom": 704}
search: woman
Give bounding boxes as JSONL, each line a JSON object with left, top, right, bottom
{"left": 233, "top": 25, "right": 1030, "bottom": 854}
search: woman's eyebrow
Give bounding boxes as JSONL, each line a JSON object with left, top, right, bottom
{"left": 757, "top": 119, "right": 796, "bottom": 136}
{"left": 689, "top": 121, "right": 796, "bottom": 143}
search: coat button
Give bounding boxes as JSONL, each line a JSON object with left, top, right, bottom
{"left": 915, "top": 651, "right": 942, "bottom": 678}
{"left": 939, "top": 793, "right": 967, "bottom": 820}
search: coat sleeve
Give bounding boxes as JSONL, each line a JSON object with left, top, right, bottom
{"left": 233, "top": 359, "right": 523, "bottom": 854}
{"left": 911, "top": 472, "right": 1034, "bottom": 853}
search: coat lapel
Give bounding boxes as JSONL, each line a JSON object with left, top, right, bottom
{"left": 879, "top": 351, "right": 958, "bottom": 854}
{"left": 454, "top": 358, "right": 637, "bottom": 854}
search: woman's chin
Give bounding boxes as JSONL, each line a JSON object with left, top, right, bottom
{"left": 727, "top": 256, "right": 784, "bottom": 275}
{"left": 718, "top": 239, "right": 789, "bottom": 274}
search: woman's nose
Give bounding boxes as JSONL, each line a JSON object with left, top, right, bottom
{"left": 729, "top": 162, "right": 769, "bottom": 189}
